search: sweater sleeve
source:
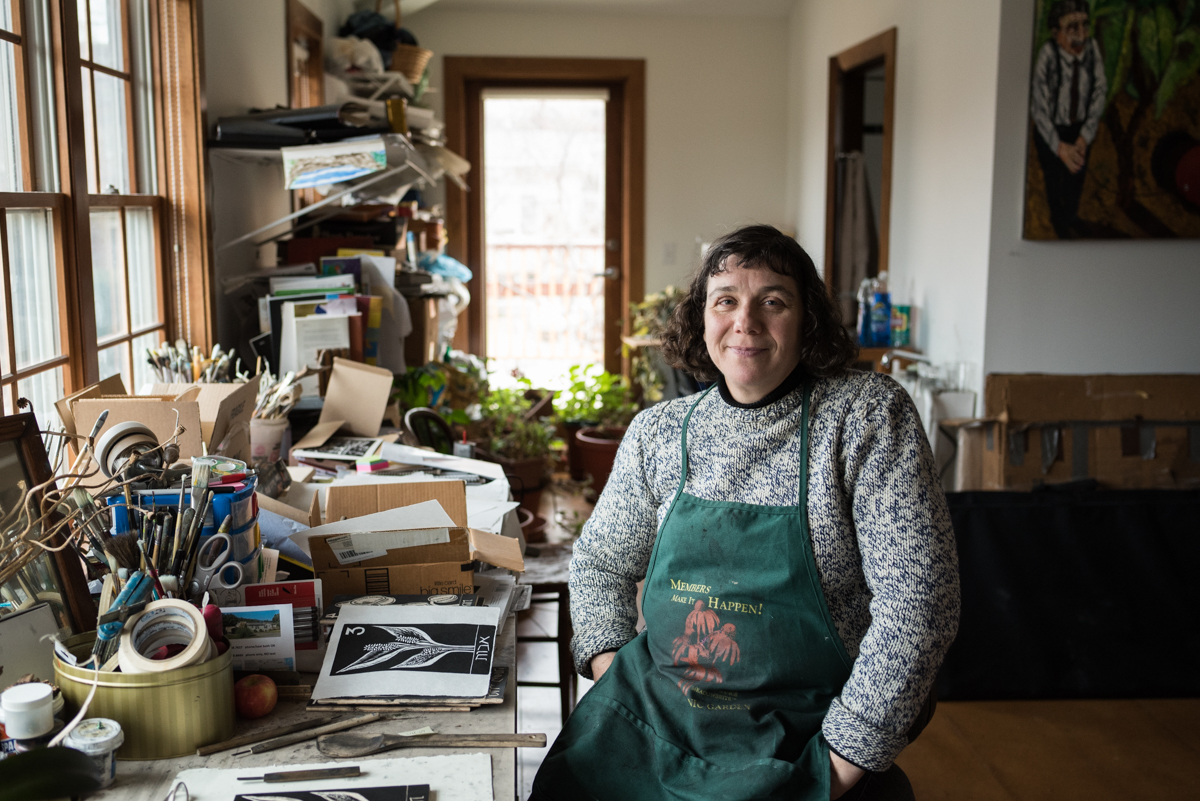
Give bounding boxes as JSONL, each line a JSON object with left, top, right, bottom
{"left": 568, "top": 406, "right": 666, "bottom": 678}
{"left": 820, "top": 377, "right": 961, "bottom": 771}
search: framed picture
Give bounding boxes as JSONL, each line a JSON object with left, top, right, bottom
{"left": 0, "top": 413, "right": 96, "bottom": 634}
{"left": 1024, "top": 0, "right": 1200, "bottom": 239}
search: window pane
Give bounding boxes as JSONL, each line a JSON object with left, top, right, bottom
{"left": 0, "top": 40, "right": 23, "bottom": 192}
{"left": 90, "top": 208, "right": 125, "bottom": 339}
{"left": 26, "top": 0, "right": 60, "bottom": 192}
{"left": 93, "top": 71, "right": 129, "bottom": 193}
{"left": 81, "top": 67, "right": 97, "bottom": 192}
{"left": 126, "top": 206, "right": 157, "bottom": 330}
{"left": 9, "top": 209, "right": 60, "bottom": 369}
{"left": 129, "top": 0, "right": 155, "bottom": 194}
{"left": 131, "top": 329, "right": 160, "bottom": 392}
{"left": 16, "top": 366, "right": 64, "bottom": 433}
{"left": 0, "top": 0, "right": 12, "bottom": 33}
{"left": 97, "top": 342, "right": 129, "bottom": 390}
{"left": 88, "top": 0, "right": 122, "bottom": 71}
{"left": 76, "top": 0, "right": 89, "bottom": 61}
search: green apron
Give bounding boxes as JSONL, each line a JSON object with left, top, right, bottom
{"left": 533, "top": 383, "right": 855, "bottom": 801}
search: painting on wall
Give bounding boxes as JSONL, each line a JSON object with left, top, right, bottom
{"left": 1024, "top": 0, "right": 1200, "bottom": 239}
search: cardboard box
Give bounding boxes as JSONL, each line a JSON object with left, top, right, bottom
{"left": 954, "top": 374, "right": 1200, "bottom": 490}
{"left": 290, "top": 358, "right": 395, "bottom": 453}
{"left": 70, "top": 381, "right": 258, "bottom": 463}
{"left": 296, "top": 480, "right": 523, "bottom": 597}
{"left": 404, "top": 296, "right": 439, "bottom": 367}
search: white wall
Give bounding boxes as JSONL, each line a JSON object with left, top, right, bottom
{"left": 786, "top": 0, "right": 1003, "bottom": 388}
{"left": 406, "top": 6, "right": 791, "bottom": 293}
{"left": 203, "top": 0, "right": 354, "bottom": 348}
{"left": 982, "top": 0, "right": 1200, "bottom": 376}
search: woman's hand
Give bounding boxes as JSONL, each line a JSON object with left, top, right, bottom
{"left": 590, "top": 652, "right": 616, "bottom": 681}
{"left": 829, "top": 751, "right": 866, "bottom": 799}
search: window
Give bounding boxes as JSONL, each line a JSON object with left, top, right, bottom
{"left": 0, "top": 0, "right": 210, "bottom": 434}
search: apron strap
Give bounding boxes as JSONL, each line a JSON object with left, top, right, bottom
{"left": 798, "top": 382, "right": 811, "bottom": 509}
{"left": 674, "top": 385, "right": 716, "bottom": 506}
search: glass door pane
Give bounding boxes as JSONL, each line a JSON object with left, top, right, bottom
{"left": 483, "top": 93, "right": 607, "bottom": 388}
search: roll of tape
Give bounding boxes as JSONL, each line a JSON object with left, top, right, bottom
{"left": 118, "top": 599, "right": 213, "bottom": 674}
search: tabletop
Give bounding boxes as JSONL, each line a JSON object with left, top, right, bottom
{"left": 94, "top": 617, "right": 519, "bottom": 801}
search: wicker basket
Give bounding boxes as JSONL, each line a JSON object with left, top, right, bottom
{"left": 378, "top": 0, "right": 433, "bottom": 84}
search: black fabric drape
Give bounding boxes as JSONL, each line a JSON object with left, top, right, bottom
{"left": 939, "top": 487, "right": 1200, "bottom": 700}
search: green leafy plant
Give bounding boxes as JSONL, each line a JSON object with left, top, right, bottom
{"left": 392, "top": 363, "right": 447, "bottom": 411}
{"left": 554, "top": 365, "right": 638, "bottom": 427}
{"left": 480, "top": 380, "right": 556, "bottom": 460}
{"left": 624, "top": 286, "right": 684, "bottom": 403}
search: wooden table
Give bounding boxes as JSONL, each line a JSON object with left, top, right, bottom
{"left": 96, "top": 617, "right": 519, "bottom": 801}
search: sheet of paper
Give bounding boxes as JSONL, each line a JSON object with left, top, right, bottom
{"left": 269, "top": 273, "right": 355, "bottom": 294}
{"left": 171, "top": 754, "right": 493, "bottom": 801}
{"left": 294, "top": 313, "right": 352, "bottom": 396}
{"left": 290, "top": 499, "right": 456, "bottom": 556}
{"left": 314, "top": 605, "right": 502, "bottom": 700}
{"left": 467, "top": 499, "right": 522, "bottom": 534}
{"left": 223, "top": 604, "right": 296, "bottom": 671}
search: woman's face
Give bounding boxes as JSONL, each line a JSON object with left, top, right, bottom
{"left": 703, "top": 260, "right": 803, "bottom": 404}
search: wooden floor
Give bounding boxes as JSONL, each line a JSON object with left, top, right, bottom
{"left": 896, "top": 699, "right": 1200, "bottom": 800}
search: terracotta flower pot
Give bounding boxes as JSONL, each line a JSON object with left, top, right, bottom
{"left": 479, "top": 452, "right": 549, "bottom": 516}
{"left": 575, "top": 426, "right": 627, "bottom": 499}
{"left": 561, "top": 421, "right": 587, "bottom": 481}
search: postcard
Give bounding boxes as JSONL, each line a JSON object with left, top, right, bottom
{"left": 223, "top": 604, "right": 296, "bottom": 671}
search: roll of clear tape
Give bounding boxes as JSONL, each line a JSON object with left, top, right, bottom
{"left": 118, "top": 599, "right": 214, "bottom": 674}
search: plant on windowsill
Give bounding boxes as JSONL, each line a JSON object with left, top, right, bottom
{"left": 553, "top": 364, "right": 638, "bottom": 498}
{"left": 624, "top": 285, "right": 685, "bottom": 403}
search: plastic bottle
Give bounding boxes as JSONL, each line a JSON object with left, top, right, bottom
{"left": 870, "top": 271, "right": 891, "bottom": 348}
{"left": 856, "top": 278, "right": 874, "bottom": 346}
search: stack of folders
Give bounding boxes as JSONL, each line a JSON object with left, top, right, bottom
{"left": 255, "top": 255, "right": 392, "bottom": 389}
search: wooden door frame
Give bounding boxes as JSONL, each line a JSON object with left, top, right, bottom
{"left": 823, "top": 28, "right": 896, "bottom": 290}
{"left": 443, "top": 56, "right": 645, "bottom": 376}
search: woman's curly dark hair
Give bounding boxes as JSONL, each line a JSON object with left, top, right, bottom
{"left": 660, "top": 224, "right": 858, "bottom": 381}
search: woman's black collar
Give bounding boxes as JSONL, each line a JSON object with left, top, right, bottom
{"left": 716, "top": 362, "right": 807, "bottom": 409}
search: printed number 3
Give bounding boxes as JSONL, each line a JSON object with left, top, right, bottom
{"left": 347, "top": 626, "right": 365, "bottom": 635}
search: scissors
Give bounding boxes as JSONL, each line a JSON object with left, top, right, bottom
{"left": 189, "top": 534, "right": 244, "bottom": 599}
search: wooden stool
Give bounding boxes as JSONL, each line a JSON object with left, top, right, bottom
{"left": 518, "top": 543, "right": 576, "bottom": 724}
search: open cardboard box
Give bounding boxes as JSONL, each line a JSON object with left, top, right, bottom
{"left": 68, "top": 380, "right": 258, "bottom": 463}
{"left": 291, "top": 357, "right": 395, "bottom": 453}
{"left": 294, "top": 479, "right": 523, "bottom": 598}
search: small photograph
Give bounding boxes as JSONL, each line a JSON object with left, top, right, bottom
{"left": 236, "top": 785, "right": 430, "bottom": 801}
{"left": 223, "top": 608, "right": 284, "bottom": 639}
{"left": 321, "top": 437, "right": 380, "bottom": 458}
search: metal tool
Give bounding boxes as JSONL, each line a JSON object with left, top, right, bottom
{"left": 237, "top": 767, "right": 362, "bottom": 783}
{"left": 318, "top": 732, "right": 547, "bottom": 758}
{"left": 188, "top": 533, "right": 244, "bottom": 599}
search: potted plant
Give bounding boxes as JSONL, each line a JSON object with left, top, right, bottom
{"left": 625, "top": 286, "right": 684, "bottom": 403}
{"left": 554, "top": 365, "right": 637, "bottom": 497}
{"left": 476, "top": 379, "right": 556, "bottom": 527}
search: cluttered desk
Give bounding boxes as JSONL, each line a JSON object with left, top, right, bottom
{"left": 0, "top": 379, "right": 539, "bottom": 801}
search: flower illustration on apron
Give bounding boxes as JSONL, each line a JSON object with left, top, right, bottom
{"left": 670, "top": 599, "right": 742, "bottom": 696}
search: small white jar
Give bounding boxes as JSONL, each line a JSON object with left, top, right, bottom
{"left": 64, "top": 718, "right": 125, "bottom": 788}
{"left": 0, "top": 683, "right": 54, "bottom": 739}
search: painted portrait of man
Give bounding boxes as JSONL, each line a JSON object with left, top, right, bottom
{"left": 1023, "top": 0, "right": 1200, "bottom": 240}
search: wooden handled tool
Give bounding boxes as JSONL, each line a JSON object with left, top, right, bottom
{"left": 237, "top": 767, "right": 362, "bottom": 783}
{"left": 318, "top": 732, "right": 547, "bottom": 758}
{"left": 197, "top": 718, "right": 331, "bottom": 756}
{"left": 233, "top": 714, "right": 381, "bottom": 756}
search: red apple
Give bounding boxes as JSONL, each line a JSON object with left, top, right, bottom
{"left": 234, "top": 674, "right": 278, "bottom": 719}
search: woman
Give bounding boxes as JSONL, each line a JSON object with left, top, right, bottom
{"left": 532, "top": 225, "right": 959, "bottom": 801}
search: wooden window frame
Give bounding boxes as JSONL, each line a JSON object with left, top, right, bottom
{"left": 444, "top": 56, "right": 646, "bottom": 378}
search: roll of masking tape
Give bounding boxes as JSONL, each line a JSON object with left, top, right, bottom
{"left": 118, "top": 599, "right": 213, "bottom": 674}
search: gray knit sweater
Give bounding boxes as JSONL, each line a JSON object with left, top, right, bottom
{"left": 568, "top": 368, "right": 960, "bottom": 772}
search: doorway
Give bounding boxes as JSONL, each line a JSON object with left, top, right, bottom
{"left": 824, "top": 28, "right": 896, "bottom": 329}
{"left": 444, "top": 57, "right": 645, "bottom": 381}
{"left": 482, "top": 89, "right": 608, "bottom": 386}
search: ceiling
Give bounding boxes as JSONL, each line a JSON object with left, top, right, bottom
{"left": 409, "top": 0, "right": 795, "bottom": 19}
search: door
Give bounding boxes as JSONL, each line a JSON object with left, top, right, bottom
{"left": 444, "top": 57, "right": 645, "bottom": 382}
